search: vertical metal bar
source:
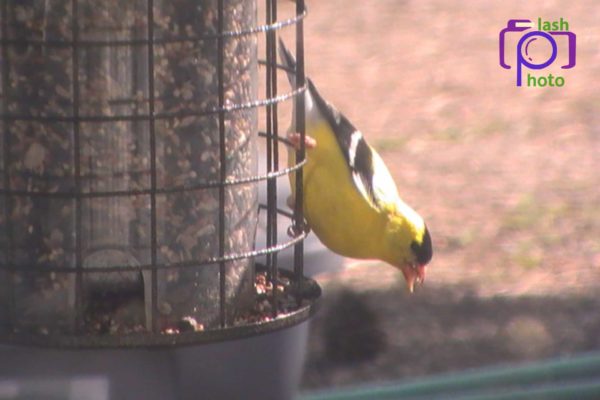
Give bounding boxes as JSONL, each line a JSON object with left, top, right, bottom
{"left": 271, "top": 0, "right": 279, "bottom": 195}
{"left": 293, "top": 0, "right": 306, "bottom": 279}
{"left": 270, "top": 0, "right": 279, "bottom": 313}
{"left": 70, "top": 0, "right": 84, "bottom": 333}
{"left": 217, "top": 0, "right": 227, "bottom": 328}
{"left": 270, "top": 0, "right": 279, "bottom": 236}
{"left": 265, "top": 0, "right": 274, "bottom": 277}
{"left": 147, "top": 0, "right": 159, "bottom": 333}
{"left": 130, "top": 6, "right": 142, "bottom": 256}
{"left": 265, "top": 0, "right": 279, "bottom": 315}
{"left": 1, "top": 0, "right": 15, "bottom": 331}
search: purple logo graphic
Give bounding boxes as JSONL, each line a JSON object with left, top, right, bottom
{"left": 499, "top": 18, "right": 576, "bottom": 87}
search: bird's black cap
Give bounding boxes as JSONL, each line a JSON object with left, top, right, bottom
{"left": 411, "top": 226, "right": 433, "bottom": 266}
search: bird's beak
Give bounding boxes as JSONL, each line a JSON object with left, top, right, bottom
{"left": 401, "top": 264, "right": 426, "bottom": 293}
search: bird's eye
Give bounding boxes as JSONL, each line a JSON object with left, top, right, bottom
{"left": 411, "top": 227, "right": 433, "bottom": 266}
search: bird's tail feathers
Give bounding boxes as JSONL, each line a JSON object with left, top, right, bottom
{"left": 278, "top": 38, "right": 297, "bottom": 87}
{"left": 278, "top": 38, "right": 315, "bottom": 127}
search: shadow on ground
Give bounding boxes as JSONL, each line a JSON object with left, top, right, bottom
{"left": 301, "top": 283, "right": 600, "bottom": 390}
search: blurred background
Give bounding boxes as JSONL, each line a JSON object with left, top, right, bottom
{"left": 270, "top": 0, "right": 600, "bottom": 391}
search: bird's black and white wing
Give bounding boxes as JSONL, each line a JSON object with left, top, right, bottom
{"left": 278, "top": 39, "right": 400, "bottom": 211}
{"left": 308, "top": 79, "right": 401, "bottom": 211}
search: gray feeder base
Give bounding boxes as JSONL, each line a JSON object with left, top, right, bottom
{"left": 0, "top": 321, "right": 310, "bottom": 400}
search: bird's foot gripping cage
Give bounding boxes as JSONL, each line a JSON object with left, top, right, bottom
{"left": 0, "top": 0, "right": 317, "bottom": 348}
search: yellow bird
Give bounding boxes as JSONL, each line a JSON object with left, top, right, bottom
{"left": 280, "top": 40, "right": 432, "bottom": 292}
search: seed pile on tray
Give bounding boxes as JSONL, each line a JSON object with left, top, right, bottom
{"left": 161, "top": 270, "right": 310, "bottom": 334}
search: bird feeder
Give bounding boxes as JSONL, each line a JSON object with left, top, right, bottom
{"left": 0, "top": 0, "right": 317, "bottom": 350}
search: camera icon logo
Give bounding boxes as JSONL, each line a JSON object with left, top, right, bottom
{"left": 499, "top": 18, "right": 576, "bottom": 87}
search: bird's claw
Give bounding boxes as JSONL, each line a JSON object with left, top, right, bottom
{"left": 287, "top": 220, "right": 310, "bottom": 237}
{"left": 287, "top": 132, "right": 317, "bottom": 150}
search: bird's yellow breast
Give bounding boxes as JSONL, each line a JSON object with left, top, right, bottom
{"left": 289, "top": 121, "right": 388, "bottom": 260}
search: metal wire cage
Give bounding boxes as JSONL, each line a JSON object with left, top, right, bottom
{"left": 0, "top": 0, "right": 317, "bottom": 348}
